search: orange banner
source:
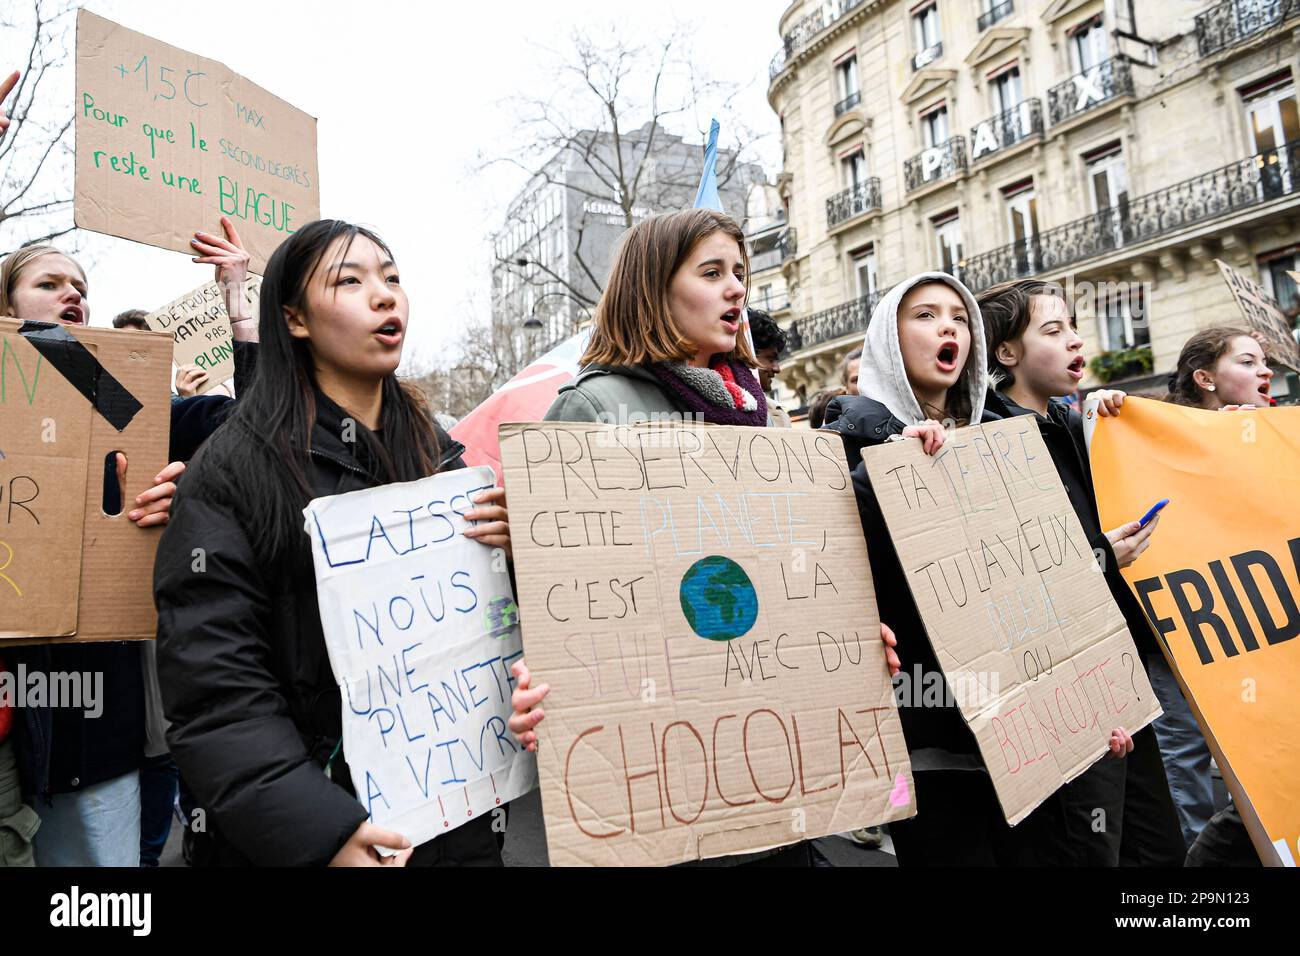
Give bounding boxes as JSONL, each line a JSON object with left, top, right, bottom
{"left": 1088, "top": 397, "right": 1300, "bottom": 866}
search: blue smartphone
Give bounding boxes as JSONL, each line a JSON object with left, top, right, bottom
{"left": 1138, "top": 498, "right": 1169, "bottom": 528}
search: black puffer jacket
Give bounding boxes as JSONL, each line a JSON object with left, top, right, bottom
{"left": 822, "top": 395, "right": 979, "bottom": 760}
{"left": 153, "top": 395, "right": 499, "bottom": 866}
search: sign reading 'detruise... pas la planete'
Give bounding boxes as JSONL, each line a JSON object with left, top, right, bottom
{"left": 499, "top": 421, "right": 914, "bottom": 867}
{"left": 304, "top": 467, "right": 537, "bottom": 848}
{"left": 74, "top": 10, "right": 320, "bottom": 273}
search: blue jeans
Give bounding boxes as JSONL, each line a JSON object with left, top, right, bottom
{"left": 139, "top": 754, "right": 179, "bottom": 867}
{"left": 1146, "top": 652, "right": 1215, "bottom": 848}
{"left": 33, "top": 771, "right": 141, "bottom": 867}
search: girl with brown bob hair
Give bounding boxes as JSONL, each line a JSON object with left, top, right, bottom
{"left": 547, "top": 208, "right": 769, "bottom": 427}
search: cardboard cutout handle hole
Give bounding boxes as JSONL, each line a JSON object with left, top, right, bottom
{"left": 102, "top": 451, "right": 124, "bottom": 516}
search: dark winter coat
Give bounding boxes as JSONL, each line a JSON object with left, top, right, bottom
{"left": 153, "top": 394, "right": 501, "bottom": 866}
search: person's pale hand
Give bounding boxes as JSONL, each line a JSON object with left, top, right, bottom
{"left": 901, "top": 419, "right": 946, "bottom": 456}
{"left": 191, "top": 215, "right": 251, "bottom": 303}
{"left": 1104, "top": 513, "right": 1160, "bottom": 569}
{"left": 1092, "top": 389, "right": 1127, "bottom": 417}
{"left": 328, "top": 822, "right": 413, "bottom": 867}
{"left": 1105, "top": 726, "right": 1135, "bottom": 758}
{"left": 879, "top": 622, "right": 900, "bottom": 677}
{"left": 118, "top": 458, "right": 185, "bottom": 527}
{"left": 174, "top": 363, "right": 209, "bottom": 397}
{"left": 463, "top": 486, "right": 511, "bottom": 562}
{"left": 508, "top": 661, "right": 549, "bottom": 752}
{"left": 1219, "top": 404, "right": 1256, "bottom": 412}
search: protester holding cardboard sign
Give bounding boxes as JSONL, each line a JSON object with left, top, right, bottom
{"left": 154, "top": 220, "right": 514, "bottom": 867}
{"left": 822, "top": 273, "right": 1137, "bottom": 866}
{"left": 507, "top": 209, "right": 907, "bottom": 866}
{"left": 0, "top": 243, "right": 183, "bottom": 866}
{"left": 978, "top": 278, "right": 1186, "bottom": 866}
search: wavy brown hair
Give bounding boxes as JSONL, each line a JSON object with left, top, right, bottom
{"left": 1164, "top": 325, "right": 1256, "bottom": 406}
{"left": 582, "top": 208, "right": 756, "bottom": 367}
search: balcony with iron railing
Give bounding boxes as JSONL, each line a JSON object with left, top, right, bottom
{"left": 779, "top": 227, "right": 798, "bottom": 262}
{"left": 827, "top": 177, "right": 883, "bottom": 230}
{"left": 750, "top": 247, "right": 785, "bottom": 273}
{"left": 769, "top": 0, "right": 868, "bottom": 81}
{"left": 835, "top": 90, "right": 862, "bottom": 116}
{"left": 787, "top": 290, "right": 882, "bottom": 354}
{"left": 1196, "top": 0, "right": 1300, "bottom": 58}
{"left": 959, "top": 139, "right": 1300, "bottom": 291}
{"left": 977, "top": 0, "right": 1014, "bottom": 31}
{"left": 1047, "top": 57, "right": 1134, "bottom": 126}
{"left": 904, "top": 136, "right": 968, "bottom": 193}
{"left": 969, "top": 98, "right": 1044, "bottom": 164}
{"left": 912, "top": 41, "right": 943, "bottom": 71}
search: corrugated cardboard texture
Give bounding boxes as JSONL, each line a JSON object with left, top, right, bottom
{"left": 1216, "top": 259, "right": 1300, "bottom": 370}
{"left": 74, "top": 11, "right": 320, "bottom": 273}
{"left": 500, "top": 421, "right": 914, "bottom": 867}
{"left": 864, "top": 417, "right": 1161, "bottom": 825}
{"left": 145, "top": 275, "right": 261, "bottom": 393}
{"left": 0, "top": 318, "right": 171, "bottom": 645}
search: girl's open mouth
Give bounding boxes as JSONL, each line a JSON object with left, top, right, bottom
{"left": 1068, "top": 355, "right": 1086, "bottom": 381}
{"left": 936, "top": 341, "right": 959, "bottom": 373}
{"left": 60, "top": 305, "right": 84, "bottom": 325}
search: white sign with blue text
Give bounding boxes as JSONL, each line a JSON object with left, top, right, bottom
{"left": 305, "top": 466, "right": 536, "bottom": 846}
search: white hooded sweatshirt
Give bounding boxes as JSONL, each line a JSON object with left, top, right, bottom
{"left": 857, "top": 271, "right": 988, "bottom": 426}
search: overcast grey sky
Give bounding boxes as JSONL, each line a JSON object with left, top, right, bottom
{"left": 39, "top": 0, "right": 789, "bottom": 372}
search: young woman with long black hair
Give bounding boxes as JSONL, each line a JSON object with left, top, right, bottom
{"left": 153, "top": 219, "right": 512, "bottom": 866}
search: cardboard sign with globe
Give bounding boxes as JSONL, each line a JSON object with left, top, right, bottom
{"left": 500, "top": 421, "right": 914, "bottom": 866}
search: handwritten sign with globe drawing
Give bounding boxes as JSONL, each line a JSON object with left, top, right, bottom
{"left": 500, "top": 421, "right": 915, "bottom": 866}
{"left": 680, "top": 556, "right": 759, "bottom": 640}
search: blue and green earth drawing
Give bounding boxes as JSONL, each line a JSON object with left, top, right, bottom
{"left": 678, "top": 556, "right": 759, "bottom": 641}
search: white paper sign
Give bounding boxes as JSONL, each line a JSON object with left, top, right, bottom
{"left": 304, "top": 466, "right": 536, "bottom": 846}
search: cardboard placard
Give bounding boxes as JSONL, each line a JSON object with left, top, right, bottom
{"left": 1216, "top": 259, "right": 1300, "bottom": 370}
{"left": 305, "top": 466, "right": 537, "bottom": 846}
{"left": 74, "top": 10, "right": 320, "bottom": 273}
{"left": 145, "top": 276, "right": 261, "bottom": 393}
{"left": 862, "top": 417, "right": 1160, "bottom": 825}
{"left": 0, "top": 319, "right": 171, "bottom": 645}
{"left": 1089, "top": 396, "right": 1300, "bottom": 866}
{"left": 499, "top": 422, "right": 914, "bottom": 867}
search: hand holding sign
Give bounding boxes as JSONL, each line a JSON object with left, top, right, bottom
{"left": 327, "top": 822, "right": 413, "bottom": 868}
{"left": 0, "top": 70, "right": 18, "bottom": 140}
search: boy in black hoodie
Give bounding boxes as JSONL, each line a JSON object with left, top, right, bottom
{"left": 977, "top": 278, "right": 1185, "bottom": 866}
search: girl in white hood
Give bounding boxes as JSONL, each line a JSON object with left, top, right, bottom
{"left": 823, "top": 273, "right": 1132, "bottom": 866}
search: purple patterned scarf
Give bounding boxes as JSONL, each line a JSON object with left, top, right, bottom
{"left": 647, "top": 359, "right": 769, "bottom": 427}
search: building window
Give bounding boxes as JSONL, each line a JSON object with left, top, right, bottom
{"left": 1259, "top": 248, "right": 1300, "bottom": 313}
{"left": 990, "top": 66, "right": 1022, "bottom": 114}
{"left": 841, "top": 147, "right": 869, "bottom": 189}
{"left": 912, "top": 2, "right": 943, "bottom": 68}
{"left": 1071, "top": 16, "right": 1107, "bottom": 74}
{"left": 837, "top": 54, "right": 859, "bottom": 101}
{"left": 913, "top": 3, "right": 942, "bottom": 54}
{"left": 1243, "top": 75, "right": 1300, "bottom": 155}
{"left": 932, "top": 212, "right": 963, "bottom": 276}
{"left": 1098, "top": 285, "right": 1150, "bottom": 352}
{"left": 921, "top": 104, "right": 950, "bottom": 147}
{"left": 1003, "top": 180, "right": 1039, "bottom": 274}
{"left": 1085, "top": 144, "right": 1129, "bottom": 211}
{"left": 851, "top": 247, "right": 878, "bottom": 299}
